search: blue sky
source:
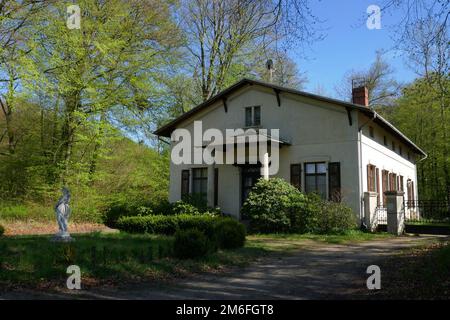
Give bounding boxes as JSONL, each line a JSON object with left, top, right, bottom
{"left": 296, "top": 0, "right": 417, "bottom": 97}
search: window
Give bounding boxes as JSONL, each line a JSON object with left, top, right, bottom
{"left": 383, "top": 136, "right": 388, "bottom": 146}
{"left": 389, "top": 173, "right": 397, "bottom": 191}
{"left": 328, "top": 162, "right": 341, "bottom": 202}
{"left": 369, "top": 126, "right": 374, "bottom": 138}
{"left": 366, "top": 164, "right": 380, "bottom": 204}
{"left": 407, "top": 179, "right": 415, "bottom": 204}
{"left": 399, "top": 146, "right": 403, "bottom": 156}
{"left": 399, "top": 175, "right": 404, "bottom": 191}
{"left": 192, "top": 168, "right": 208, "bottom": 201}
{"left": 304, "top": 162, "right": 327, "bottom": 199}
{"left": 181, "top": 170, "right": 190, "bottom": 196}
{"left": 290, "top": 164, "right": 301, "bottom": 190}
{"left": 367, "top": 164, "right": 376, "bottom": 192}
{"left": 245, "top": 106, "right": 261, "bottom": 127}
{"left": 392, "top": 141, "right": 396, "bottom": 152}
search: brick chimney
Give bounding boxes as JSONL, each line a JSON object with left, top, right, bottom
{"left": 352, "top": 79, "right": 369, "bottom": 106}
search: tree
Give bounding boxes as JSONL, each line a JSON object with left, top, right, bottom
{"left": 24, "top": 0, "right": 181, "bottom": 179}
{"left": 250, "top": 50, "right": 308, "bottom": 89}
{"left": 179, "top": 0, "right": 320, "bottom": 101}
{"left": 335, "top": 52, "right": 401, "bottom": 108}
{"left": 390, "top": 75, "right": 449, "bottom": 201}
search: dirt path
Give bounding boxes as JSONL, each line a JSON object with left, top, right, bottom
{"left": 1, "top": 235, "right": 446, "bottom": 300}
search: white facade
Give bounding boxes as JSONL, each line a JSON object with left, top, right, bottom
{"left": 157, "top": 79, "right": 425, "bottom": 224}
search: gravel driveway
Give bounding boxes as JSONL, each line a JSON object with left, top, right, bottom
{"left": 1, "top": 235, "right": 445, "bottom": 300}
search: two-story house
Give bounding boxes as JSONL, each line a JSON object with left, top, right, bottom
{"left": 154, "top": 78, "right": 426, "bottom": 224}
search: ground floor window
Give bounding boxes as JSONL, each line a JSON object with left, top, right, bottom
{"left": 181, "top": 170, "right": 190, "bottom": 196}
{"left": 304, "top": 162, "right": 327, "bottom": 199}
{"left": 192, "top": 168, "right": 208, "bottom": 201}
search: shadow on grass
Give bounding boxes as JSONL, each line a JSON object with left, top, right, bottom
{"left": 0, "top": 232, "right": 269, "bottom": 288}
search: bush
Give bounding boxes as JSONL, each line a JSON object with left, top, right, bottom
{"left": 0, "top": 224, "right": 4, "bottom": 236}
{"left": 215, "top": 219, "right": 246, "bottom": 249}
{"left": 241, "top": 178, "right": 306, "bottom": 233}
{"left": 116, "top": 214, "right": 219, "bottom": 237}
{"left": 314, "top": 201, "right": 358, "bottom": 234}
{"left": 171, "top": 201, "right": 200, "bottom": 215}
{"left": 173, "top": 229, "right": 215, "bottom": 259}
{"left": 102, "top": 203, "right": 153, "bottom": 229}
{"left": 289, "top": 193, "right": 323, "bottom": 233}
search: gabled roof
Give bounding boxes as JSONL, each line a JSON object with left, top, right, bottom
{"left": 154, "top": 78, "right": 426, "bottom": 156}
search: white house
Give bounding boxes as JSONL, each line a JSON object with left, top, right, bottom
{"left": 155, "top": 78, "right": 426, "bottom": 224}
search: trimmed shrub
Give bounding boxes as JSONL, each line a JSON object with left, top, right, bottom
{"left": 215, "top": 219, "right": 246, "bottom": 249}
{"left": 0, "top": 224, "right": 4, "bottom": 237}
{"left": 102, "top": 203, "right": 153, "bottom": 229}
{"left": 173, "top": 229, "right": 214, "bottom": 259}
{"left": 116, "top": 214, "right": 219, "bottom": 237}
{"left": 241, "top": 178, "right": 307, "bottom": 233}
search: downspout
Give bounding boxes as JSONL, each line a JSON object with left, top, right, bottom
{"left": 358, "top": 110, "right": 377, "bottom": 225}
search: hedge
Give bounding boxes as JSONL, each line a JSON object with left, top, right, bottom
{"left": 116, "top": 215, "right": 247, "bottom": 250}
{"left": 116, "top": 214, "right": 220, "bottom": 236}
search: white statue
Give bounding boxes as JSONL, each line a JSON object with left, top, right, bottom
{"left": 53, "top": 187, "right": 73, "bottom": 241}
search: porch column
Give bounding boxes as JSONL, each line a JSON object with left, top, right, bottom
{"left": 207, "top": 165, "right": 215, "bottom": 207}
{"left": 385, "top": 191, "right": 405, "bottom": 235}
{"left": 262, "top": 152, "right": 269, "bottom": 180}
{"left": 364, "top": 192, "right": 378, "bottom": 232}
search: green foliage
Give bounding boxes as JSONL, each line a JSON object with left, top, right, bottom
{"left": 242, "top": 178, "right": 357, "bottom": 234}
{"left": 0, "top": 224, "right": 4, "bottom": 237}
{"left": 171, "top": 201, "right": 200, "bottom": 215}
{"left": 312, "top": 201, "right": 358, "bottom": 234}
{"left": 241, "top": 178, "right": 306, "bottom": 233}
{"left": 385, "top": 75, "right": 450, "bottom": 201}
{"left": 115, "top": 214, "right": 219, "bottom": 236}
{"left": 173, "top": 229, "right": 215, "bottom": 259}
{"left": 215, "top": 219, "right": 246, "bottom": 249}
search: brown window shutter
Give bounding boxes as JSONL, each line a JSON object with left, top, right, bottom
{"left": 290, "top": 164, "right": 301, "bottom": 190}
{"left": 328, "top": 162, "right": 341, "bottom": 202}
{"left": 181, "top": 170, "right": 190, "bottom": 196}
{"left": 214, "top": 168, "right": 219, "bottom": 207}
{"left": 382, "top": 170, "right": 388, "bottom": 206}
{"left": 376, "top": 168, "right": 380, "bottom": 205}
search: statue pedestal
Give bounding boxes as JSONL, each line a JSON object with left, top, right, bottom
{"left": 51, "top": 232, "right": 75, "bottom": 242}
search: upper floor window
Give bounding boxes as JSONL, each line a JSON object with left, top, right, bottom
{"left": 392, "top": 141, "right": 396, "bottom": 152}
{"left": 245, "top": 106, "right": 261, "bottom": 127}
{"left": 383, "top": 136, "right": 388, "bottom": 146}
{"left": 399, "top": 146, "right": 403, "bottom": 156}
{"left": 369, "top": 126, "right": 374, "bottom": 138}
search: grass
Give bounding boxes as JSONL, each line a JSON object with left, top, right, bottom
{"left": 406, "top": 221, "right": 450, "bottom": 227}
{"left": 0, "top": 229, "right": 389, "bottom": 289}
{"left": 369, "top": 240, "right": 450, "bottom": 299}
{"left": 247, "top": 230, "right": 393, "bottom": 250}
{"left": 0, "top": 232, "right": 269, "bottom": 288}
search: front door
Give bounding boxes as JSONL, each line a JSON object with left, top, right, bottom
{"left": 241, "top": 165, "right": 261, "bottom": 205}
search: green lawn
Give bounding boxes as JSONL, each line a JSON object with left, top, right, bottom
{"left": 0, "top": 230, "right": 390, "bottom": 288}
